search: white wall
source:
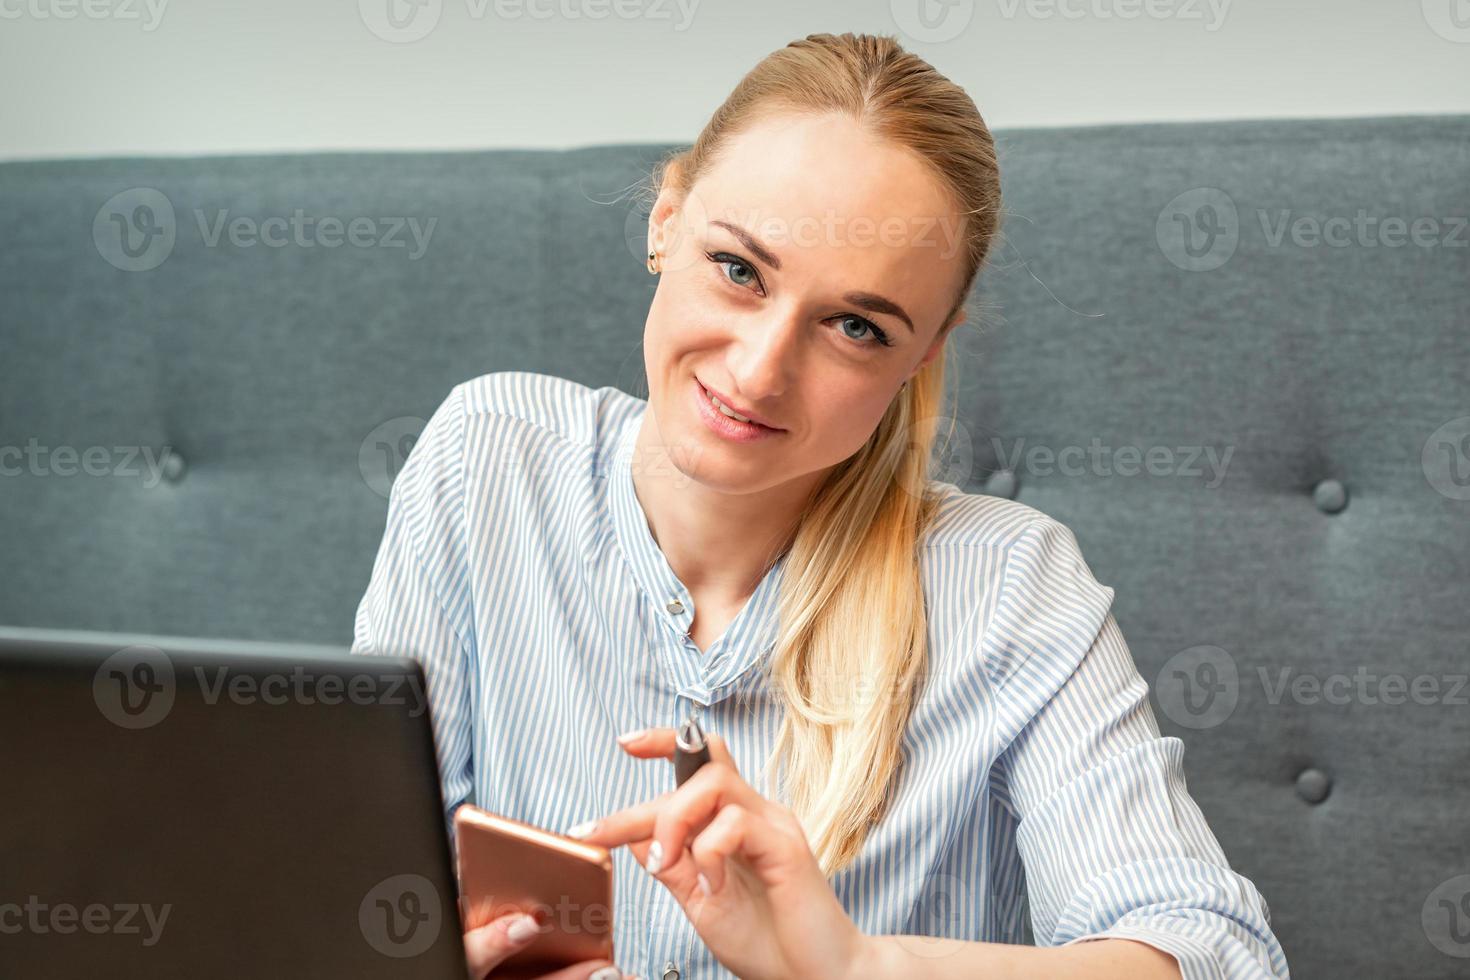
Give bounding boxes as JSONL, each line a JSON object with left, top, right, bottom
{"left": 2, "top": 0, "right": 1467, "bottom": 161}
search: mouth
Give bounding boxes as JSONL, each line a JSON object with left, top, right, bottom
{"left": 693, "top": 378, "right": 784, "bottom": 440}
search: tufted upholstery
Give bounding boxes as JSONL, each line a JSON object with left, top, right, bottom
{"left": 2, "top": 114, "right": 1467, "bottom": 977}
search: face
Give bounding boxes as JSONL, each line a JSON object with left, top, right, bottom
{"left": 642, "top": 110, "right": 969, "bottom": 496}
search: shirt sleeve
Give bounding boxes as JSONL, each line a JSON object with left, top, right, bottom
{"left": 349, "top": 384, "right": 478, "bottom": 856}
{"left": 988, "top": 518, "right": 1290, "bottom": 980}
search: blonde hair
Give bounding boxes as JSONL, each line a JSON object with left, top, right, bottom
{"left": 641, "top": 32, "right": 1004, "bottom": 878}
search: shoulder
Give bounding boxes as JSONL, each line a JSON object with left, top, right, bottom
{"left": 450, "top": 370, "right": 644, "bottom": 450}
{"left": 911, "top": 481, "right": 1105, "bottom": 628}
{"left": 920, "top": 481, "right": 1114, "bottom": 679}
{"left": 921, "top": 479, "right": 1068, "bottom": 554}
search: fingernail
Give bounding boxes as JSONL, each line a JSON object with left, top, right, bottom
{"left": 589, "top": 968, "right": 621, "bottom": 980}
{"left": 645, "top": 839, "right": 663, "bottom": 875}
{"left": 565, "top": 820, "right": 598, "bottom": 839}
{"left": 506, "top": 915, "right": 539, "bottom": 943}
{"left": 616, "top": 728, "right": 646, "bottom": 745}
{"left": 697, "top": 872, "right": 712, "bottom": 896}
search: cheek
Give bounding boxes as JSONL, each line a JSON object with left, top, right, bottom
{"left": 809, "top": 391, "right": 892, "bottom": 454}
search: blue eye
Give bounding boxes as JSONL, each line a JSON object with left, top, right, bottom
{"left": 705, "top": 251, "right": 894, "bottom": 349}
{"left": 835, "top": 315, "right": 894, "bottom": 348}
{"left": 708, "top": 252, "right": 761, "bottom": 290}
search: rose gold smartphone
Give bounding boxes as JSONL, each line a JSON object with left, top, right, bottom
{"left": 453, "top": 803, "right": 615, "bottom": 979}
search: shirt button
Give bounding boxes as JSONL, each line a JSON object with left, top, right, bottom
{"left": 661, "top": 961, "right": 680, "bottom": 980}
{"left": 666, "top": 599, "right": 684, "bottom": 615}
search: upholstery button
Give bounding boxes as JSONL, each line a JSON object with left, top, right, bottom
{"left": 1295, "top": 767, "right": 1331, "bottom": 804}
{"left": 662, "top": 960, "right": 680, "bottom": 980}
{"left": 985, "top": 468, "right": 1019, "bottom": 499}
{"left": 666, "top": 599, "right": 684, "bottom": 615}
{"left": 161, "top": 450, "right": 187, "bottom": 484}
{"left": 1312, "top": 478, "right": 1347, "bottom": 514}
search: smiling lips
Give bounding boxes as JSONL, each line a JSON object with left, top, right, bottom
{"left": 696, "top": 378, "right": 781, "bottom": 430}
{"left": 692, "top": 378, "right": 783, "bottom": 443}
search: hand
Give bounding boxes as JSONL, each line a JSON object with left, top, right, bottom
{"left": 566, "top": 728, "right": 868, "bottom": 980}
{"left": 463, "top": 910, "right": 641, "bottom": 980}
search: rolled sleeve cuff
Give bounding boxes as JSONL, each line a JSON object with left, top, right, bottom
{"left": 1061, "top": 921, "right": 1287, "bottom": 980}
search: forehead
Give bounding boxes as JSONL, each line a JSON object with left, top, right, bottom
{"left": 689, "top": 112, "right": 964, "bottom": 309}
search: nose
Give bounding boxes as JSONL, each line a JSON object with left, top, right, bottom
{"left": 726, "top": 309, "right": 801, "bottom": 402}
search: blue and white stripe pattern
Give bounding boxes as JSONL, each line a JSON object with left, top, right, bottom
{"left": 350, "top": 371, "right": 1290, "bottom": 980}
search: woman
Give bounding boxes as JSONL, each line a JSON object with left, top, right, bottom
{"left": 351, "top": 32, "right": 1290, "bottom": 980}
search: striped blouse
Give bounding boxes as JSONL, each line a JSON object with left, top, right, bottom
{"left": 349, "top": 370, "right": 1290, "bottom": 980}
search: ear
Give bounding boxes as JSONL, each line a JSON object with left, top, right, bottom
{"left": 913, "top": 311, "right": 962, "bottom": 374}
{"left": 647, "top": 160, "right": 689, "bottom": 257}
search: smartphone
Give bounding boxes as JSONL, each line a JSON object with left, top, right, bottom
{"left": 453, "top": 803, "right": 615, "bottom": 978}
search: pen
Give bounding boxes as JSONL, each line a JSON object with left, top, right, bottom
{"left": 673, "top": 705, "right": 711, "bottom": 787}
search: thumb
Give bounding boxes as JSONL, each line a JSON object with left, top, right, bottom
{"left": 462, "top": 911, "right": 541, "bottom": 978}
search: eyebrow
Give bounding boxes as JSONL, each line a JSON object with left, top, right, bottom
{"left": 708, "top": 219, "right": 917, "bottom": 334}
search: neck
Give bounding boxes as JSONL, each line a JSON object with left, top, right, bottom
{"left": 629, "top": 411, "right": 820, "bottom": 605}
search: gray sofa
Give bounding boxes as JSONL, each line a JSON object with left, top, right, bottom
{"left": 3, "top": 113, "right": 1467, "bottom": 978}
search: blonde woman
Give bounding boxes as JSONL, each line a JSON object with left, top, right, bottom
{"left": 352, "top": 32, "right": 1289, "bottom": 980}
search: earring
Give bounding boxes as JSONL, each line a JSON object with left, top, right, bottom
{"left": 647, "top": 250, "right": 659, "bottom": 275}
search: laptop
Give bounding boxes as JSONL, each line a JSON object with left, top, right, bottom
{"left": 0, "top": 630, "right": 467, "bottom": 979}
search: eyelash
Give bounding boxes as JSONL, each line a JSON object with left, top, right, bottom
{"left": 704, "top": 251, "right": 895, "bottom": 348}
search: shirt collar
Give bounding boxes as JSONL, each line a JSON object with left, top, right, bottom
{"left": 605, "top": 404, "right": 786, "bottom": 706}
